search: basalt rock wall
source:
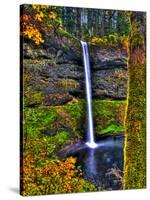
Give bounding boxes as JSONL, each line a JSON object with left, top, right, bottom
{"left": 22, "top": 38, "right": 128, "bottom": 106}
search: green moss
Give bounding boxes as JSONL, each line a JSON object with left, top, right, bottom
{"left": 124, "top": 63, "right": 146, "bottom": 189}
{"left": 63, "top": 100, "right": 86, "bottom": 136}
{"left": 24, "top": 106, "right": 57, "bottom": 138}
{"left": 62, "top": 99, "right": 126, "bottom": 136}
{"left": 100, "top": 124, "right": 124, "bottom": 134}
{"left": 24, "top": 99, "right": 126, "bottom": 140}
{"left": 130, "top": 21, "right": 145, "bottom": 50}
{"left": 93, "top": 100, "right": 126, "bottom": 135}
{"left": 55, "top": 130, "right": 71, "bottom": 144}
{"left": 23, "top": 106, "right": 73, "bottom": 158}
{"left": 63, "top": 100, "right": 85, "bottom": 119}
{"left": 23, "top": 99, "right": 126, "bottom": 157}
{"left": 123, "top": 12, "right": 146, "bottom": 189}
{"left": 22, "top": 98, "right": 127, "bottom": 194}
{"left": 24, "top": 88, "right": 44, "bottom": 106}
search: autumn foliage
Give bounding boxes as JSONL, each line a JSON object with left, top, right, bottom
{"left": 21, "top": 153, "right": 96, "bottom": 196}
{"left": 90, "top": 34, "right": 128, "bottom": 49}
{"left": 20, "top": 5, "right": 62, "bottom": 45}
{"left": 21, "top": 106, "right": 96, "bottom": 196}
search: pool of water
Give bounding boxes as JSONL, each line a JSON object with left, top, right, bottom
{"left": 71, "top": 136, "right": 124, "bottom": 190}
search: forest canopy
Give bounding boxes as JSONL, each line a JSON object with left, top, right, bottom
{"left": 20, "top": 5, "right": 129, "bottom": 47}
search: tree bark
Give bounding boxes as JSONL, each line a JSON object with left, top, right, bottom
{"left": 123, "top": 11, "right": 146, "bottom": 189}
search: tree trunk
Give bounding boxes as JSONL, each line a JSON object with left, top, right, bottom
{"left": 100, "top": 10, "right": 105, "bottom": 36}
{"left": 123, "top": 12, "right": 146, "bottom": 189}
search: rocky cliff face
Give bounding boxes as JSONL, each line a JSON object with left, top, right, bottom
{"left": 23, "top": 39, "right": 128, "bottom": 106}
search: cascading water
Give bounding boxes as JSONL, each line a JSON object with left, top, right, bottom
{"left": 81, "top": 41, "right": 97, "bottom": 148}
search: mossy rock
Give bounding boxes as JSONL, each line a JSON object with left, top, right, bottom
{"left": 99, "top": 124, "right": 124, "bottom": 134}
{"left": 24, "top": 86, "right": 44, "bottom": 107}
{"left": 23, "top": 99, "right": 126, "bottom": 139}
{"left": 56, "top": 79, "right": 80, "bottom": 91}
{"left": 23, "top": 106, "right": 57, "bottom": 138}
{"left": 92, "top": 100, "right": 126, "bottom": 135}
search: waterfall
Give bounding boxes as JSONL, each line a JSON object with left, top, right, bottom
{"left": 81, "top": 41, "right": 97, "bottom": 148}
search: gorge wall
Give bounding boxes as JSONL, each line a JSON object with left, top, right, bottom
{"left": 23, "top": 37, "right": 128, "bottom": 106}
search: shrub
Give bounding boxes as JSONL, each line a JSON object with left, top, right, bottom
{"left": 21, "top": 155, "right": 97, "bottom": 196}
{"left": 90, "top": 33, "right": 128, "bottom": 48}
{"left": 23, "top": 106, "right": 57, "bottom": 138}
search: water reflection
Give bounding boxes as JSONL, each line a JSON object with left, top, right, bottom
{"left": 86, "top": 148, "right": 97, "bottom": 176}
{"left": 73, "top": 137, "right": 124, "bottom": 190}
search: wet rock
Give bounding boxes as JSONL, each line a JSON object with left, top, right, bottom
{"left": 90, "top": 45, "right": 127, "bottom": 65}
{"left": 40, "top": 64, "right": 84, "bottom": 80}
{"left": 92, "top": 58, "right": 127, "bottom": 70}
{"left": 43, "top": 93, "right": 73, "bottom": 106}
{"left": 57, "top": 139, "right": 86, "bottom": 159}
{"left": 23, "top": 41, "right": 128, "bottom": 105}
{"left": 92, "top": 68, "right": 127, "bottom": 99}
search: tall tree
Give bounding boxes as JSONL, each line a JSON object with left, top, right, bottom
{"left": 123, "top": 12, "right": 146, "bottom": 189}
{"left": 100, "top": 10, "right": 105, "bottom": 36}
{"left": 76, "top": 8, "right": 81, "bottom": 38}
{"left": 116, "top": 11, "right": 130, "bottom": 36}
